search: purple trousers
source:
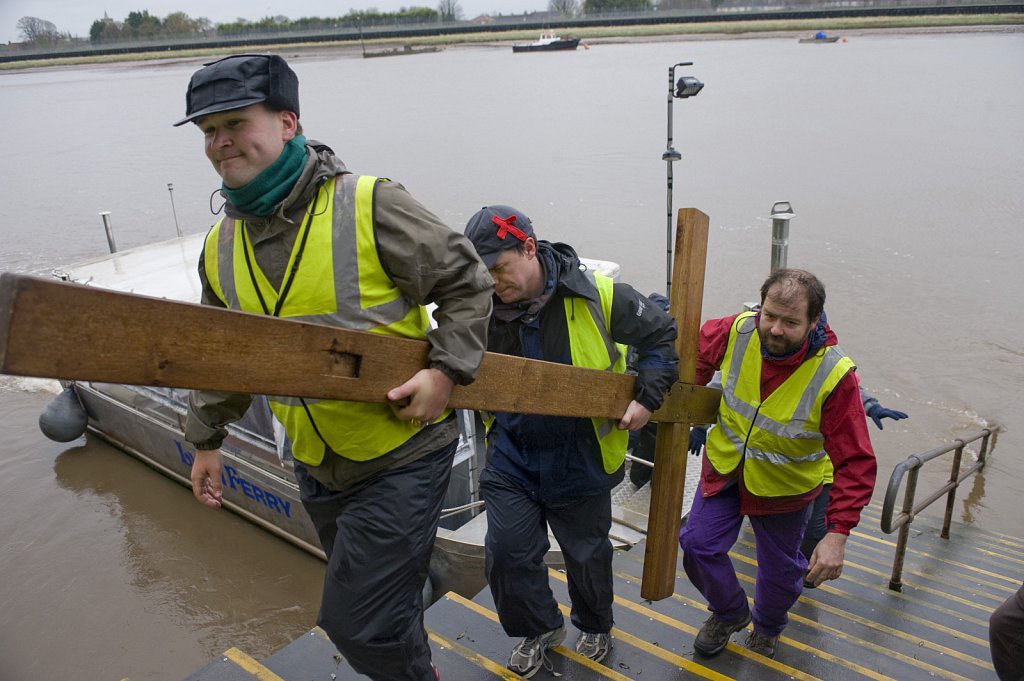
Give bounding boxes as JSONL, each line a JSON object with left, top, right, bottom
{"left": 679, "top": 484, "right": 811, "bottom": 637}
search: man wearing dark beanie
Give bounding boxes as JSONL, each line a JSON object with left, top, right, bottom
{"left": 463, "top": 204, "right": 679, "bottom": 677}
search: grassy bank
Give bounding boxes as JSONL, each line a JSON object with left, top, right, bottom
{"left": 1, "top": 13, "right": 1021, "bottom": 70}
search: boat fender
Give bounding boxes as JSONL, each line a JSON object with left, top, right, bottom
{"left": 39, "top": 386, "right": 89, "bottom": 442}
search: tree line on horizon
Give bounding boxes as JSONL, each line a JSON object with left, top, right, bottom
{"left": 15, "top": 0, "right": 855, "bottom": 47}
{"left": 11, "top": 0, "right": 667, "bottom": 46}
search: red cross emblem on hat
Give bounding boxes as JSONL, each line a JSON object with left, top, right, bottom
{"left": 491, "top": 214, "right": 529, "bottom": 242}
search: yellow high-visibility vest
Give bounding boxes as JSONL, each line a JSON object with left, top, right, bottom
{"left": 705, "top": 311, "right": 855, "bottom": 497}
{"left": 204, "top": 174, "right": 445, "bottom": 465}
{"left": 564, "top": 272, "right": 629, "bottom": 473}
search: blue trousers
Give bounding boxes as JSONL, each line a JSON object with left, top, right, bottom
{"left": 296, "top": 439, "right": 456, "bottom": 681}
{"left": 481, "top": 469, "right": 615, "bottom": 637}
{"left": 679, "top": 484, "right": 811, "bottom": 637}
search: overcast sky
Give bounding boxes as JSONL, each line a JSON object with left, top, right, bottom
{"left": 1, "top": 0, "right": 546, "bottom": 44}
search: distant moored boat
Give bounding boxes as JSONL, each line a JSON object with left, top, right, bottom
{"left": 512, "top": 30, "right": 581, "bottom": 53}
{"left": 799, "top": 30, "right": 842, "bottom": 43}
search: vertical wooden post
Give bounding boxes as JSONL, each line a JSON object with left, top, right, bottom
{"left": 641, "top": 207, "right": 709, "bottom": 601}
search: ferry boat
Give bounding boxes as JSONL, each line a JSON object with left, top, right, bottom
{"left": 512, "top": 30, "right": 581, "bottom": 53}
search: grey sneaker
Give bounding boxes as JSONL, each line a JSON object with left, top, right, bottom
{"left": 693, "top": 611, "right": 752, "bottom": 657}
{"left": 507, "top": 625, "right": 566, "bottom": 678}
{"left": 574, "top": 631, "right": 612, "bottom": 662}
{"left": 744, "top": 630, "right": 778, "bottom": 659}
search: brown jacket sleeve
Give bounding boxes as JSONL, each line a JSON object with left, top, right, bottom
{"left": 372, "top": 180, "right": 493, "bottom": 385}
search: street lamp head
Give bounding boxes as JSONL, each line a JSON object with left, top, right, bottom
{"left": 674, "top": 75, "right": 704, "bottom": 99}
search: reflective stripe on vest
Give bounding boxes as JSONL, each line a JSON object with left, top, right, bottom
{"left": 202, "top": 174, "right": 442, "bottom": 465}
{"left": 705, "top": 311, "right": 855, "bottom": 497}
{"left": 564, "top": 272, "right": 629, "bottom": 474}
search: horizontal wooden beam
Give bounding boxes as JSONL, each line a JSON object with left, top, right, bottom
{"left": 0, "top": 273, "right": 719, "bottom": 423}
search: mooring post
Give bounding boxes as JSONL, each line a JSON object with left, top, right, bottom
{"left": 99, "top": 211, "right": 117, "bottom": 254}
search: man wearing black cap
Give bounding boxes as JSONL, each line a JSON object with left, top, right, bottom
{"left": 463, "top": 205, "right": 679, "bottom": 676}
{"left": 177, "top": 54, "right": 493, "bottom": 681}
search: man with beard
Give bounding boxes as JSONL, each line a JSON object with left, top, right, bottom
{"left": 679, "top": 268, "right": 876, "bottom": 660}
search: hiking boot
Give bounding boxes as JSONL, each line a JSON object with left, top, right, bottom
{"left": 574, "top": 631, "right": 612, "bottom": 663}
{"left": 507, "top": 624, "right": 566, "bottom": 678}
{"left": 744, "top": 630, "right": 779, "bottom": 659}
{"left": 693, "top": 611, "right": 752, "bottom": 657}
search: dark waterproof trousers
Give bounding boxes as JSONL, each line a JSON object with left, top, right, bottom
{"left": 989, "top": 582, "right": 1024, "bottom": 681}
{"left": 296, "top": 439, "right": 456, "bottom": 681}
{"left": 481, "top": 469, "right": 614, "bottom": 638}
{"left": 680, "top": 483, "right": 811, "bottom": 637}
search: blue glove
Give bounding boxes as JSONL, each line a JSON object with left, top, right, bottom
{"left": 866, "top": 403, "right": 909, "bottom": 430}
{"left": 689, "top": 426, "right": 707, "bottom": 455}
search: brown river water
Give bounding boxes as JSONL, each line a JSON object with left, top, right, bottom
{"left": 0, "top": 28, "right": 1022, "bottom": 679}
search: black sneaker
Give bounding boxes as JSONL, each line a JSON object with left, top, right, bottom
{"left": 693, "top": 611, "right": 752, "bottom": 657}
{"left": 744, "top": 630, "right": 778, "bottom": 659}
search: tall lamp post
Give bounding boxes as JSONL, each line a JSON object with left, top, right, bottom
{"left": 663, "top": 62, "right": 703, "bottom": 295}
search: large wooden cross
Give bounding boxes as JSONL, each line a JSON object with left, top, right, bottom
{"left": 0, "top": 208, "right": 714, "bottom": 600}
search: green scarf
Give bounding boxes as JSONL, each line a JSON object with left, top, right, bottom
{"left": 222, "top": 135, "right": 308, "bottom": 216}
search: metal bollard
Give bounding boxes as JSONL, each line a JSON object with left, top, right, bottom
{"left": 769, "top": 201, "right": 795, "bottom": 273}
{"left": 100, "top": 211, "right": 117, "bottom": 254}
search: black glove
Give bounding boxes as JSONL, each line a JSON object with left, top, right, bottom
{"left": 866, "top": 403, "right": 909, "bottom": 430}
{"left": 689, "top": 426, "right": 707, "bottom": 455}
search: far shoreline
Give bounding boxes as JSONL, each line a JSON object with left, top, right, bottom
{"left": 1, "top": 14, "right": 1021, "bottom": 71}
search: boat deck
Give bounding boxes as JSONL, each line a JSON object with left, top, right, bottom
{"left": 183, "top": 503, "right": 1015, "bottom": 680}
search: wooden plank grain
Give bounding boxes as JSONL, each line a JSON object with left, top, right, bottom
{"left": 642, "top": 207, "right": 711, "bottom": 600}
{"left": 0, "top": 272, "right": 719, "bottom": 423}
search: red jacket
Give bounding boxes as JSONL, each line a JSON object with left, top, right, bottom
{"left": 696, "top": 313, "right": 876, "bottom": 535}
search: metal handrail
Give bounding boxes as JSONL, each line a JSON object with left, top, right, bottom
{"left": 879, "top": 425, "right": 999, "bottom": 591}
{"left": 439, "top": 500, "right": 485, "bottom": 520}
{"left": 625, "top": 452, "right": 655, "bottom": 469}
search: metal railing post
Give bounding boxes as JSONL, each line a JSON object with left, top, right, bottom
{"left": 978, "top": 430, "right": 994, "bottom": 466}
{"left": 941, "top": 442, "right": 965, "bottom": 539}
{"left": 889, "top": 466, "right": 919, "bottom": 591}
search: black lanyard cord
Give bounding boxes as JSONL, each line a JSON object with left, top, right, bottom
{"left": 239, "top": 183, "right": 324, "bottom": 317}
